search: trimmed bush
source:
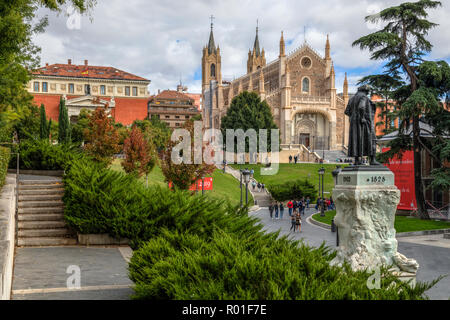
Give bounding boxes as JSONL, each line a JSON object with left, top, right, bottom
{"left": 268, "top": 179, "right": 317, "bottom": 202}
{"left": 129, "top": 229, "right": 436, "bottom": 300}
{"left": 9, "top": 139, "right": 86, "bottom": 171}
{"left": 63, "top": 159, "right": 260, "bottom": 248}
{"left": 0, "top": 146, "right": 11, "bottom": 189}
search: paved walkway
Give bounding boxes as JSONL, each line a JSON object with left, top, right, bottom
{"left": 251, "top": 207, "right": 450, "bottom": 300}
{"left": 12, "top": 246, "right": 133, "bottom": 300}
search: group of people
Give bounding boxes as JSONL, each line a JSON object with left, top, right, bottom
{"left": 268, "top": 197, "right": 310, "bottom": 233}
{"left": 252, "top": 180, "right": 265, "bottom": 192}
{"left": 288, "top": 155, "right": 299, "bottom": 164}
{"left": 315, "top": 197, "right": 334, "bottom": 211}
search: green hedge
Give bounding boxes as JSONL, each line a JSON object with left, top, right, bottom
{"left": 129, "top": 229, "right": 435, "bottom": 300}
{"left": 0, "top": 146, "right": 11, "bottom": 189}
{"left": 267, "top": 179, "right": 317, "bottom": 202}
{"left": 63, "top": 159, "right": 260, "bottom": 249}
{"left": 9, "top": 139, "right": 86, "bottom": 171}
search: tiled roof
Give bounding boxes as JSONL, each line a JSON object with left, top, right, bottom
{"left": 32, "top": 63, "right": 149, "bottom": 82}
{"left": 152, "top": 90, "right": 194, "bottom": 101}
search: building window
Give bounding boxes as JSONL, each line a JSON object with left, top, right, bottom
{"left": 185, "top": 116, "right": 190, "bottom": 119}
{"left": 210, "top": 64, "right": 216, "bottom": 77}
{"left": 85, "top": 84, "right": 91, "bottom": 95}
{"left": 302, "top": 78, "right": 310, "bottom": 93}
{"left": 165, "top": 115, "right": 170, "bottom": 119}
{"left": 42, "top": 82, "right": 48, "bottom": 92}
{"left": 69, "top": 83, "right": 74, "bottom": 93}
{"left": 132, "top": 87, "right": 138, "bottom": 96}
{"left": 100, "top": 85, "right": 106, "bottom": 95}
{"left": 125, "top": 86, "right": 130, "bottom": 96}
{"left": 175, "top": 123, "right": 180, "bottom": 127}
{"left": 175, "top": 116, "right": 180, "bottom": 119}
{"left": 33, "top": 82, "right": 40, "bottom": 92}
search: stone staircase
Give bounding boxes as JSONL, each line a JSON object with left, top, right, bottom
{"left": 17, "top": 177, "right": 77, "bottom": 247}
{"left": 315, "top": 150, "right": 350, "bottom": 162}
{"left": 222, "top": 166, "right": 273, "bottom": 208}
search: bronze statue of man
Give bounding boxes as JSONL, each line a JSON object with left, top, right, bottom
{"left": 345, "top": 85, "right": 380, "bottom": 165}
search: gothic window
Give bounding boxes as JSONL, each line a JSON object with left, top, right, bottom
{"left": 302, "top": 78, "right": 310, "bottom": 93}
{"left": 210, "top": 64, "right": 216, "bottom": 77}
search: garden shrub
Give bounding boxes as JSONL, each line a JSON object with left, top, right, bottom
{"left": 268, "top": 179, "right": 317, "bottom": 202}
{"left": 129, "top": 229, "right": 436, "bottom": 300}
{"left": 9, "top": 139, "right": 86, "bottom": 171}
{"left": 0, "top": 146, "right": 11, "bottom": 189}
{"left": 63, "top": 158, "right": 261, "bottom": 248}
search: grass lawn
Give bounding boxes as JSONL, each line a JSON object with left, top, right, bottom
{"left": 230, "top": 163, "right": 347, "bottom": 196}
{"left": 312, "top": 211, "right": 450, "bottom": 233}
{"left": 111, "top": 159, "right": 252, "bottom": 207}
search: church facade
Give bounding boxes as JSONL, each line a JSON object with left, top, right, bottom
{"left": 202, "top": 24, "right": 350, "bottom": 151}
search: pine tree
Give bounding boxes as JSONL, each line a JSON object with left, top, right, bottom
{"left": 353, "top": 0, "right": 444, "bottom": 219}
{"left": 58, "top": 97, "right": 71, "bottom": 144}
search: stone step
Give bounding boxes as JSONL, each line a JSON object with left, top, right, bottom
{"left": 444, "top": 233, "right": 450, "bottom": 240}
{"left": 18, "top": 206, "right": 64, "bottom": 214}
{"left": 19, "top": 178, "right": 62, "bottom": 185}
{"left": 18, "top": 228, "right": 73, "bottom": 238}
{"left": 19, "top": 220, "right": 67, "bottom": 230}
{"left": 19, "top": 188, "right": 64, "bottom": 196}
{"left": 19, "top": 194, "right": 63, "bottom": 202}
{"left": 19, "top": 184, "right": 64, "bottom": 190}
{"left": 18, "top": 213, "right": 65, "bottom": 222}
{"left": 18, "top": 200, "right": 64, "bottom": 208}
{"left": 18, "top": 237, "right": 77, "bottom": 247}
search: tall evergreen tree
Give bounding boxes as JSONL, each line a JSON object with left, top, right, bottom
{"left": 353, "top": 0, "right": 444, "bottom": 219}
{"left": 58, "top": 97, "right": 71, "bottom": 144}
{"left": 39, "top": 104, "right": 52, "bottom": 140}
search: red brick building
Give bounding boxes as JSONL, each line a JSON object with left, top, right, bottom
{"left": 29, "top": 59, "right": 151, "bottom": 125}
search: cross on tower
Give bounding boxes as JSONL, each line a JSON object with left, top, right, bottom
{"left": 210, "top": 15, "right": 215, "bottom": 29}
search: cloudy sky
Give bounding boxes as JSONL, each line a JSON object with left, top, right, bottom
{"left": 33, "top": 0, "right": 450, "bottom": 95}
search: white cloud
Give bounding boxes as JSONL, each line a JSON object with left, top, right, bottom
{"left": 32, "top": 0, "right": 450, "bottom": 95}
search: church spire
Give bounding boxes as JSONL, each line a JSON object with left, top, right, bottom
{"left": 325, "top": 34, "right": 330, "bottom": 60}
{"left": 343, "top": 72, "right": 348, "bottom": 97}
{"left": 279, "top": 31, "right": 286, "bottom": 57}
{"left": 253, "top": 19, "right": 261, "bottom": 57}
{"left": 208, "top": 15, "right": 216, "bottom": 55}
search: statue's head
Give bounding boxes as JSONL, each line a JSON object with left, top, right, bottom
{"left": 357, "top": 84, "right": 371, "bottom": 94}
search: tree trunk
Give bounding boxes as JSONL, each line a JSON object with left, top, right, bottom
{"left": 412, "top": 116, "right": 429, "bottom": 219}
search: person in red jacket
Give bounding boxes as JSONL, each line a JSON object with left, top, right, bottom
{"left": 287, "top": 200, "right": 294, "bottom": 216}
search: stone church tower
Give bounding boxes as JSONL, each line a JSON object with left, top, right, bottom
{"left": 202, "top": 23, "right": 349, "bottom": 153}
{"left": 202, "top": 21, "right": 222, "bottom": 96}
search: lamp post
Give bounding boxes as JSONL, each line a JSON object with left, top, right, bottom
{"left": 242, "top": 168, "right": 251, "bottom": 205}
{"left": 201, "top": 175, "right": 205, "bottom": 196}
{"left": 239, "top": 168, "right": 243, "bottom": 207}
{"left": 318, "top": 167, "right": 325, "bottom": 217}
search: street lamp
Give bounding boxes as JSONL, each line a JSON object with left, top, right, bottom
{"left": 239, "top": 168, "right": 243, "bottom": 207}
{"left": 332, "top": 165, "right": 342, "bottom": 186}
{"left": 318, "top": 167, "right": 325, "bottom": 217}
{"left": 201, "top": 175, "right": 205, "bottom": 196}
{"left": 242, "top": 168, "right": 251, "bottom": 205}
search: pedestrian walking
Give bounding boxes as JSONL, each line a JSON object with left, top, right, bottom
{"left": 252, "top": 180, "right": 256, "bottom": 191}
{"left": 269, "top": 203, "right": 274, "bottom": 219}
{"left": 274, "top": 202, "right": 279, "bottom": 219}
{"left": 261, "top": 183, "right": 265, "bottom": 192}
{"left": 293, "top": 199, "right": 298, "bottom": 211}
{"left": 257, "top": 182, "right": 261, "bottom": 192}
{"left": 279, "top": 202, "right": 284, "bottom": 220}
{"left": 289, "top": 155, "right": 293, "bottom": 163}
{"left": 296, "top": 213, "right": 302, "bottom": 232}
{"left": 250, "top": 168, "right": 254, "bottom": 178}
{"left": 306, "top": 196, "right": 310, "bottom": 209}
{"left": 294, "top": 155, "right": 298, "bottom": 164}
{"left": 290, "top": 209, "right": 297, "bottom": 232}
{"left": 287, "top": 200, "right": 293, "bottom": 216}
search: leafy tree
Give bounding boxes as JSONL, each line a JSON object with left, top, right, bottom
{"left": 0, "top": 0, "right": 95, "bottom": 114}
{"left": 71, "top": 108, "right": 91, "bottom": 144}
{"left": 353, "top": 0, "right": 444, "bottom": 219}
{"left": 220, "top": 91, "right": 278, "bottom": 153}
{"left": 133, "top": 116, "right": 171, "bottom": 153}
{"left": 83, "top": 107, "right": 120, "bottom": 166}
{"left": 122, "top": 125, "right": 155, "bottom": 178}
{"left": 357, "top": 74, "right": 403, "bottom": 137}
{"left": 39, "top": 104, "right": 52, "bottom": 140}
{"left": 13, "top": 105, "right": 41, "bottom": 141}
{"left": 160, "top": 120, "right": 214, "bottom": 190}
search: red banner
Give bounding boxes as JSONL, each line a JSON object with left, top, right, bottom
{"left": 168, "top": 177, "right": 213, "bottom": 191}
{"left": 382, "top": 148, "right": 417, "bottom": 210}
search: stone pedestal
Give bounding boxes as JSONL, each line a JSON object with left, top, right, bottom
{"left": 331, "top": 165, "right": 419, "bottom": 278}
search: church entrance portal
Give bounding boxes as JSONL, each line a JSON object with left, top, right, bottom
{"left": 299, "top": 134, "right": 310, "bottom": 147}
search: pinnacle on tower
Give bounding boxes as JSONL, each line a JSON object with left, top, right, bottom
{"left": 208, "top": 15, "right": 217, "bottom": 55}
{"left": 325, "top": 34, "right": 330, "bottom": 60}
{"left": 253, "top": 20, "right": 261, "bottom": 57}
{"left": 279, "top": 31, "right": 286, "bottom": 57}
{"left": 344, "top": 72, "right": 349, "bottom": 96}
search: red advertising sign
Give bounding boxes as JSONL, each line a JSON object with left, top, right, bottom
{"left": 382, "top": 148, "right": 417, "bottom": 210}
{"left": 168, "top": 177, "right": 213, "bottom": 191}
